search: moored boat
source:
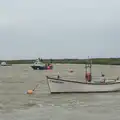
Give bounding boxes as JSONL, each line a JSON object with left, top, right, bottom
{"left": 31, "top": 58, "right": 53, "bottom": 70}
{"left": 0, "top": 62, "right": 12, "bottom": 66}
{"left": 46, "top": 57, "right": 120, "bottom": 93}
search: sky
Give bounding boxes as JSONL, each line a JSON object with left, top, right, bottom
{"left": 0, "top": 0, "right": 120, "bottom": 60}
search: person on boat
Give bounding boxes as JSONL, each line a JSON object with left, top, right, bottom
{"left": 57, "top": 72, "right": 60, "bottom": 79}
{"left": 57, "top": 75, "right": 60, "bottom": 79}
{"left": 100, "top": 74, "right": 105, "bottom": 82}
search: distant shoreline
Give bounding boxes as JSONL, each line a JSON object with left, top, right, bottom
{"left": 1, "top": 58, "right": 120, "bottom": 65}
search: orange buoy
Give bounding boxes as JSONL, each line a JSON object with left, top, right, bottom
{"left": 27, "top": 90, "right": 33, "bottom": 94}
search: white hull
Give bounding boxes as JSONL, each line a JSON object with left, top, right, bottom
{"left": 46, "top": 77, "right": 120, "bottom": 93}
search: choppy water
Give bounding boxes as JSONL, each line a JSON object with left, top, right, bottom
{"left": 0, "top": 64, "right": 120, "bottom": 120}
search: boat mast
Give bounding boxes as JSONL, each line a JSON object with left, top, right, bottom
{"left": 84, "top": 56, "right": 92, "bottom": 82}
{"left": 85, "top": 56, "right": 92, "bottom": 75}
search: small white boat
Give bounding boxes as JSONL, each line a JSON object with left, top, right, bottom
{"left": 46, "top": 57, "right": 120, "bottom": 94}
{"left": 1, "top": 62, "right": 12, "bottom": 66}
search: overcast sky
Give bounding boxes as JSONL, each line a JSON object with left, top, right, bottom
{"left": 0, "top": 0, "right": 120, "bottom": 60}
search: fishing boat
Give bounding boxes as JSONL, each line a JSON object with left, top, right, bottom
{"left": 46, "top": 57, "right": 120, "bottom": 93}
{"left": 0, "top": 61, "right": 12, "bottom": 66}
{"left": 31, "top": 58, "right": 53, "bottom": 70}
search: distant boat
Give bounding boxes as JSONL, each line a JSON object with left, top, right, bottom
{"left": 0, "top": 62, "right": 12, "bottom": 66}
{"left": 46, "top": 57, "right": 120, "bottom": 94}
{"left": 31, "top": 58, "right": 53, "bottom": 70}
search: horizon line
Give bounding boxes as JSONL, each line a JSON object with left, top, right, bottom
{"left": 0, "top": 57, "right": 119, "bottom": 61}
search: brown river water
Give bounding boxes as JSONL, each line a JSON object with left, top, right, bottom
{"left": 0, "top": 64, "right": 120, "bottom": 120}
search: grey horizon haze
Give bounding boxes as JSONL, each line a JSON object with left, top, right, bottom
{"left": 0, "top": 0, "right": 120, "bottom": 60}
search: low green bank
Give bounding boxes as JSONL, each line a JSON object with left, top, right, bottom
{"left": 0, "top": 58, "right": 120, "bottom": 65}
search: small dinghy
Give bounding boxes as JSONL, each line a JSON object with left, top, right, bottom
{"left": 46, "top": 57, "right": 120, "bottom": 94}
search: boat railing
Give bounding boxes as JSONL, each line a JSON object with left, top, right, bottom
{"left": 105, "top": 76, "right": 119, "bottom": 82}
{"left": 92, "top": 76, "right": 119, "bottom": 83}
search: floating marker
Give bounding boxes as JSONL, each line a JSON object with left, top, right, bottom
{"left": 27, "top": 90, "right": 33, "bottom": 94}
{"left": 25, "top": 84, "right": 39, "bottom": 95}
{"left": 68, "top": 69, "right": 74, "bottom": 73}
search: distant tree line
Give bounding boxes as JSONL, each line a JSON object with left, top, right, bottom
{"left": 0, "top": 58, "right": 120, "bottom": 65}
